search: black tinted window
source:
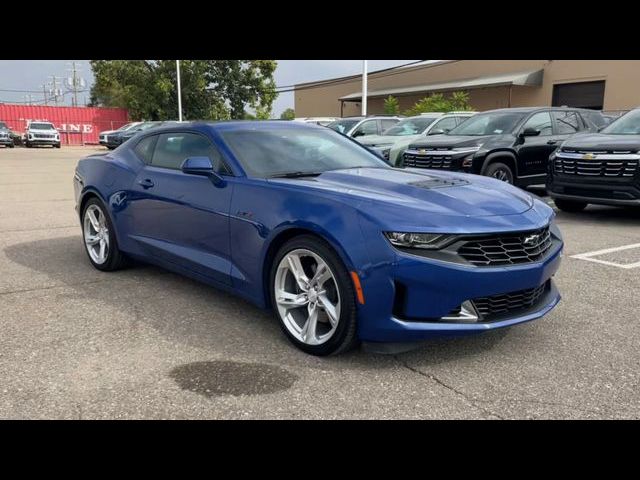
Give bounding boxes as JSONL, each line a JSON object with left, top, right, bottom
{"left": 552, "top": 111, "right": 581, "bottom": 135}
{"left": 134, "top": 135, "right": 157, "bottom": 164}
{"left": 521, "top": 112, "right": 553, "bottom": 136}
{"left": 151, "top": 133, "right": 224, "bottom": 172}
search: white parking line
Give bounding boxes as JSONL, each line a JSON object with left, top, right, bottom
{"left": 571, "top": 243, "right": 640, "bottom": 269}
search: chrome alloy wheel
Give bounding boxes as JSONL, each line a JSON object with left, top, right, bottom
{"left": 492, "top": 169, "right": 511, "bottom": 182}
{"left": 274, "top": 249, "right": 341, "bottom": 346}
{"left": 83, "top": 204, "right": 110, "bottom": 265}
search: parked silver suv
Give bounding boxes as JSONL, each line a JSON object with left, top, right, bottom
{"left": 327, "top": 115, "right": 402, "bottom": 138}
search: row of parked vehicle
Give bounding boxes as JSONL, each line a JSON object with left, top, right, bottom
{"left": 327, "top": 107, "right": 639, "bottom": 213}
{"left": 0, "top": 120, "right": 61, "bottom": 148}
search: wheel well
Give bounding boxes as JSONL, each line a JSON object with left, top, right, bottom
{"left": 262, "top": 228, "right": 337, "bottom": 309}
{"left": 78, "top": 192, "right": 100, "bottom": 219}
{"left": 484, "top": 154, "right": 517, "bottom": 177}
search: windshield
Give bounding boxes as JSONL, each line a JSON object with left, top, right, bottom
{"left": 327, "top": 119, "right": 360, "bottom": 134}
{"left": 221, "top": 127, "right": 389, "bottom": 178}
{"left": 0, "top": 122, "right": 8, "bottom": 130}
{"left": 447, "top": 112, "right": 525, "bottom": 136}
{"left": 118, "top": 122, "right": 138, "bottom": 131}
{"left": 30, "top": 123, "right": 55, "bottom": 130}
{"left": 383, "top": 117, "right": 439, "bottom": 136}
{"left": 601, "top": 109, "right": 640, "bottom": 135}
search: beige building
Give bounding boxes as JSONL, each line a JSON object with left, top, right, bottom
{"left": 294, "top": 60, "right": 640, "bottom": 117}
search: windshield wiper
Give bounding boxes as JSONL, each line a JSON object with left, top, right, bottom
{"left": 269, "top": 171, "right": 323, "bottom": 178}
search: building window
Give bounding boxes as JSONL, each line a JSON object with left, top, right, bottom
{"left": 552, "top": 81, "right": 606, "bottom": 110}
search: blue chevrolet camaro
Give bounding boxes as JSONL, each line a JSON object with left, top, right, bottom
{"left": 73, "top": 120, "right": 563, "bottom": 356}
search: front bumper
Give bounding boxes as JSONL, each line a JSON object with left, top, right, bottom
{"left": 28, "top": 138, "right": 60, "bottom": 145}
{"left": 355, "top": 226, "right": 563, "bottom": 343}
{"left": 548, "top": 176, "right": 640, "bottom": 206}
{"left": 0, "top": 137, "right": 12, "bottom": 145}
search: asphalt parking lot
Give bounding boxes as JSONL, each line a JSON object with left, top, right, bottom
{"left": 1, "top": 146, "right": 639, "bottom": 419}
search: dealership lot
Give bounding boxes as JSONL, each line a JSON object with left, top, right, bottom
{"left": 1, "top": 147, "right": 639, "bottom": 419}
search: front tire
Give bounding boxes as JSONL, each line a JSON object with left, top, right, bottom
{"left": 484, "top": 162, "right": 514, "bottom": 184}
{"left": 81, "top": 198, "right": 129, "bottom": 271}
{"left": 270, "top": 235, "right": 358, "bottom": 356}
{"left": 554, "top": 198, "right": 588, "bottom": 212}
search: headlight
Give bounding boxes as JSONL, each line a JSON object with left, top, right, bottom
{"left": 452, "top": 145, "right": 482, "bottom": 154}
{"left": 384, "top": 232, "right": 456, "bottom": 250}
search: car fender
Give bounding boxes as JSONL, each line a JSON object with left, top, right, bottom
{"left": 479, "top": 150, "right": 519, "bottom": 177}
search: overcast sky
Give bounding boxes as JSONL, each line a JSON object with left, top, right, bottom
{"left": 0, "top": 60, "right": 419, "bottom": 116}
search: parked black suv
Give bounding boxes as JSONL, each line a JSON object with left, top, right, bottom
{"left": 547, "top": 108, "right": 640, "bottom": 212}
{"left": 402, "top": 107, "right": 600, "bottom": 187}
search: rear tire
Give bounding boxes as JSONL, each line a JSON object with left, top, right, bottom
{"left": 25, "top": 142, "right": 32, "bottom": 148}
{"left": 270, "top": 235, "right": 359, "bottom": 356}
{"left": 484, "top": 162, "right": 514, "bottom": 184}
{"left": 554, "top": 198, "right": 588, "bottom": 212}
{"left": 81, "top": 197, "right": 129, "bottom": 271}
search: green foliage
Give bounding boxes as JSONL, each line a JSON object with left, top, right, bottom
{"left": 403, "top": 91, "right": 472, "bottom": 116}
{"left": 280, "top": 108, "right": 295, "bottom": 120}
{"left": 383, "top": 95, "right": 400, "bottom": 115}
{"left": 89, "top": 60, "right": 278, "bottom": 121}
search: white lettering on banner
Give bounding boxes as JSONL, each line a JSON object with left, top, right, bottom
{"left": 83, "top": 124, "right": 93, "bottom": 133}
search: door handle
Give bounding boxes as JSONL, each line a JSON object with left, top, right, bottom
{"left": 547, "top": 140, "right": 558, "bottom": 145}
{"left": 138, "top": 179, "right": 154, "bottom": 189}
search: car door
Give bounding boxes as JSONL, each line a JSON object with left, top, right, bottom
{"left": 515, "top": 111, "right": 556, "bottom": 177}
{"left": 129, "top": 131, "right": 234, "bottom": 285}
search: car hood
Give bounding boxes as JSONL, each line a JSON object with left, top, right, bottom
{"left": 28, "top": 129, "right": 58, "bottom": 134}
{"left": 408, "top": 134, "right": 497, "bottom": 149}
{"left": 100, "top": 130, "right": 117, "bottom": 135}
{"left": 269, "top": 167, "right": 534, "bottom": 219}
{"left": 561, "top": 132, "right": 640, "bottom": 151}
{"left": 359, "top": 134, "right": 422, "bottom": 147}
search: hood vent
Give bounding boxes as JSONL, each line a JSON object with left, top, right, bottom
{"left": 408, "top": 178, "right": 470, "bottom": 189}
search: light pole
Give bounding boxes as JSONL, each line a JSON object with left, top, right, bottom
{"left": 362, "top": 60, "right": 368, "bottom": 116}
{"left": 176, "top": 60, "right": 183, "bottom": 122}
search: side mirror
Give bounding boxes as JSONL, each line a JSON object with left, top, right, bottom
{"left": 181, "top": 156, "right": 225, "bottom": 186}
{"left": 428, "top": 129, "right": 445, "bottom": 136}
{"left": 352, "top": 130, "right": 364, "bottom": 138}
{"left": 520, "top": 127, "right": 541, "bottom": 137}
{"left": 597, "top": 125, "right": 605, "bottom": 132}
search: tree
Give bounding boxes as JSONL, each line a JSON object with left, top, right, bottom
{"left": 88, "top": 60, "right": 278, "bottom": 121}
{"left": 403, "top": 91, "right": 472, "bottom": 116}
{"left": 280, "top": 108, "right": 295, "bottom": 120}
{"left": 383, "top": 96, "right": 400, "bottom": 115}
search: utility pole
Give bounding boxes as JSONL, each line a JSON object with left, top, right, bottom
{"left": 66, "top": 62, "right": 85, "bottom": 107}
{"left": 362, "top": 60, "right": 368, "bottom": 116}
{"left": 176, "top": 60, "right": 183, "bottom": 121}
{"left": 49, "top": 76, "right": 63, "bottom": 106}
{"left": 42, "top": 84, "right": 48, "bottom": 106}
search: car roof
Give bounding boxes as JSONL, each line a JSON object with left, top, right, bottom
{"left": 138, "top": 120, "right": 333, "bottom": 133}
{"left": 480, "top": 106, "right": 590, "bottom": 114}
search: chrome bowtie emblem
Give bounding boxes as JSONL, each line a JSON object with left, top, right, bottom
{"left": 582, "top": 153, "right": 596, "bottom": 160}
{"left": 523, "top": 234, "right": 540, "bottom": 246}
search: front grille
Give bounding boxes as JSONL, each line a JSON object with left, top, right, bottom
{"left": 34, "top": 133, "right": 55, "bottom": 139}
{"left": 555, "top": 151, "right": 639, "bottom": 177}
{"left": 472, "top": 281, "right": 549, "bottom": 319}
{"left": 457, "top": 226, "right": 552, "bottom": 266}
{"left": 403, "top": 152, "right": 452, "bottom": 169}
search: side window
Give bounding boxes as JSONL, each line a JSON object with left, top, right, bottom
{"left": 133, "top": 135, "right": 157, "bottom": 164}
{"left": 431, "top": 117, "right": 458, "bottom": 133}
{"left": 521, "top": 112, "right": 553, "bottom": 136}
{"left": 151, "top": 132, "right": 226, "bottom": 172}
{"left": 352, "top": 120, "right": 378, "bottom": 137}
{"left": 552, "top": 111, "right": 581, "bottom": 135}
{"left": 381, "top": 119, "right": 398, "bottom": 131}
